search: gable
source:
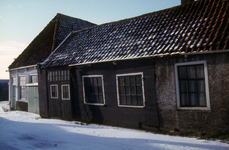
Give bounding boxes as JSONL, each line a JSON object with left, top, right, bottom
{"left": 9, "top": 13, "right": 96, "bottom": 69}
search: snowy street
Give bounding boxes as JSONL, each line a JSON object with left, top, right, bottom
{"left": 0, "top": 101, "right": 228, "bottom": 150}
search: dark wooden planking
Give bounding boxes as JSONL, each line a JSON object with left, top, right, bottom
{"left": 72, "top": 58, "right": 158, "bottom": 128}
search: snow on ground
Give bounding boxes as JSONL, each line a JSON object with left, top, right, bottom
{"left": 0, "top": 101, "right": 228, "bottom": 150}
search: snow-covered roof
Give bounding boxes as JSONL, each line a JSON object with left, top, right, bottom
{"left": 9, "top": 13, "right": 96, "bottom": 69}
{"left": 42, "top": 0, "right": 229, "bottom": 68}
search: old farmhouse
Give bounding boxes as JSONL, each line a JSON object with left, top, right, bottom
{"left": 38, "top": 0, "right": 229, "bottom": 133}
{"left": 8, "top": 13, "right": 95, "bottom": 113}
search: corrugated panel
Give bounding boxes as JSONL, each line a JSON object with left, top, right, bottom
{"left": 42, "top": 0, "right": 229, "bottom": 68}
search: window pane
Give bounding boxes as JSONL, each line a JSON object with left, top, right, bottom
{"left": 51, "top": 85, "right": 58, "bottom": 98}
{"left": 196, "top": 65, "right": 204, "bottom": 78}
{"left": 20, "top": 86, "right": 26, "bottom": 99}
{"left": 124, "top": 76, "right": 129, "bottom": 85}
{"left": 130, "top": 76, "right": 135, "bottom": 85}
{"left": 118, "top": 77, "right": 124, "bottom": 86}
{"left": 188, "top": 80, "right": 196, "bottom": 92}
{"left": 99, "top": 94, "right": 103, "bottom": 103}
{"left": 197, "top": 80, "right": 205, "bottom": 92}
{"left": 93, "top": 78, "right": 98, "bottom": 86}
{"left": 119, "top": 86, "right": 125, "bottom": 94}
{"left": 180, "top": 93, "right": 189, "bottom": 106}
{"left": 187, "top": 66, "right": 196, "bottom": 79}
{"left": 130, "top": 86, "right": 135, "bottom": 94}
{"left": 120, "top": 96, "right": 125, "bottom": 105}
{"left": 67, "top": 70, "right": 70, "bottom": 80}
{"left": 126, "top": 96, "right": 131, "bottom": 105}
{"left": 178, "top": 66, "right": 187, "bottom": 79}
{"left": 98, "top": 86, "right": 102, "bottom": 94}
{"left": 62, "top": 85, "right": 69, "bottom": 99}
{"left": 137, "top": 96, "right": 143, "bottom": 105}
{"left": 180, "top": 80, "right": 188, "bottom": 92}
{"left": 136, "top": 75, "right": 141, "bottom": 85}
{"left": 190, "top": 93, "right": 197, "bottom": 106}
{"left": 94, "top": 86, "right": 98, "bottom": 94}
{"left": 125, "top": 86, "right": 130, "bottom": 94}
{"left": 136, "top": 86, "right": 142, "bottom": 94}
{"left": 31, "top": 75, "right": 38, "bottom": 83}
{"left": 20, "top": 77, "right": 25, "bottom": 86}
{"left": 97, "top": 77, "right": 102, "bottom": 86}
{"left": 131, "top": 96, "right": 137, "bottom": 105}
{"left": 198, "top": 93, "right": 206, "bottom": 106}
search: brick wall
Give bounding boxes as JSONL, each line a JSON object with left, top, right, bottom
{"left": 155, "top": 53, "right": 229, "bottom": 133}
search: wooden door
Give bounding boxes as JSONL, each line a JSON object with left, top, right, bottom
{"left": 28, "top": 86, "right": 39, "bottom": 114}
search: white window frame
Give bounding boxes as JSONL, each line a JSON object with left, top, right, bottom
{"left": 26, "top": 74, "right": 38, "bottom": 86}
{"left": 174, "top": 60, "right": 210, "bottom": 110}
{"left": 50, "top": 84, "right": 58, "bottom": 99}
{"left": 116, "top": 72, "right": 145, "bottom": 108}
{"left": 61, "top": 84, "right": 70, "bottom": 100}
{"left": 82, "top": 75, "right": 105, "bottom": 106}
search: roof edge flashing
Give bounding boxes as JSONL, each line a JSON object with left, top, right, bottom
{"left": 69, "top": 49, "right": 229, "bottom": 67}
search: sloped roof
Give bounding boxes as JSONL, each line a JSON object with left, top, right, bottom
{"left": 9, "top": 13, "right": 96, "bottom": 69}
{"left": 42, "top": 0, "right": 229, "bottom": 69}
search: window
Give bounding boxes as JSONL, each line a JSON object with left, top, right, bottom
{"left": 48, "top": 70, "right": 69, "bottom": 81}
{"left": 30, "top": 75, "right": 38, "bottom": 83}
{"left": 82, "top": 75, "right": 105, "bottom": 105}
{"left": 19, "top": 76, "right": 26, "bottom": 99}
{"left": 48, "top": 72, "right": 52, "bottom": 81}
{"left": 12, "top": 77, "right": 16, "bottom": 85}
{"left": 175, "top": 61, "right": 210, "bottom": 110}
{"left": 116, "top": 72, "right": 145, "bottom": 108}
{"left": 61, "top": 84, "right": 70, "bottom": 100}
{"left": 50, "top": 85, "right": 58, "bottom": 99}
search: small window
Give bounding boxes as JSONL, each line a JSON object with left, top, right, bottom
{"left": 175, "top": 61, "right": 210, "bottom": 110}
{"left": 50, "top": 84, "right": 58, "bottom": 99}
{"left": 61, "top": 84, "right": 70, "bottom": 100}
{"left": 30, "top": 75, "right": 38, "bottom": 83}
{"left": 116, "top": 72, "right": 145, "bottom": 108}
{"left": 82, "top": 75, "right": 105, "bottom": 105}
{"left": 19, "top": 76, "right": 26, "bottom": 99}
{"left": 48, "top": 71, "right": 53, "bottom": 81}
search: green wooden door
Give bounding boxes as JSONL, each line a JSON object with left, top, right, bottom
{"left": 28, "top": 86, "right": 39, "bottom": 114}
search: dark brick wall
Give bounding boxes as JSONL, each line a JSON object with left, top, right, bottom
{"left": 155, "top": 53, "right": 229, "bottom": 133}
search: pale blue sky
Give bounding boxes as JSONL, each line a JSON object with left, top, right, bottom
{"left": 0, "top": 0, "right": 181, "bottom": 79}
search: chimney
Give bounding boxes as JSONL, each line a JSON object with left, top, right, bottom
{"left": 181, "top": 0, "right": 194, "bottom": 5}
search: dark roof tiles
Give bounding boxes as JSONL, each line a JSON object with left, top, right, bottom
{"left": 42, "top": 0, "right": 229, "bottom": 68}
{"left": 9, "top": 13, "right": 96, "bottom": 69}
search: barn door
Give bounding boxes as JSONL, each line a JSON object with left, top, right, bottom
{"left": 12, "top": 86, "right": 16, "bottom": 109}
{"left": 28, "top": 86, "right": 39, "bottom": 114}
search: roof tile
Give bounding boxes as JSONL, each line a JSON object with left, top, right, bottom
{"left": 42, "top": 0, "right": 229, "bottom": 68}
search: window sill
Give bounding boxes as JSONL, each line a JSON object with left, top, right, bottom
{"left": 177, "top": 107, "right": 211, "bottom": 111}
{"left": 84, "top": 103, "right": 105, "bottom": 106}
{"left": 26, "top": 83, "right": 38, "bottom": 86}
{"left": 118, "top": 105, "right": 145, "bottom": 108}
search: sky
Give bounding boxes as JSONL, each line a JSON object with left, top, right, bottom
{"left": 0, "top": 0, "right": 181, "bottom": 79}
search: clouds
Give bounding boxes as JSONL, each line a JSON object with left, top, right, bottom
{"left": 0, "top": 41, "right": 27, "bottom": 79}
